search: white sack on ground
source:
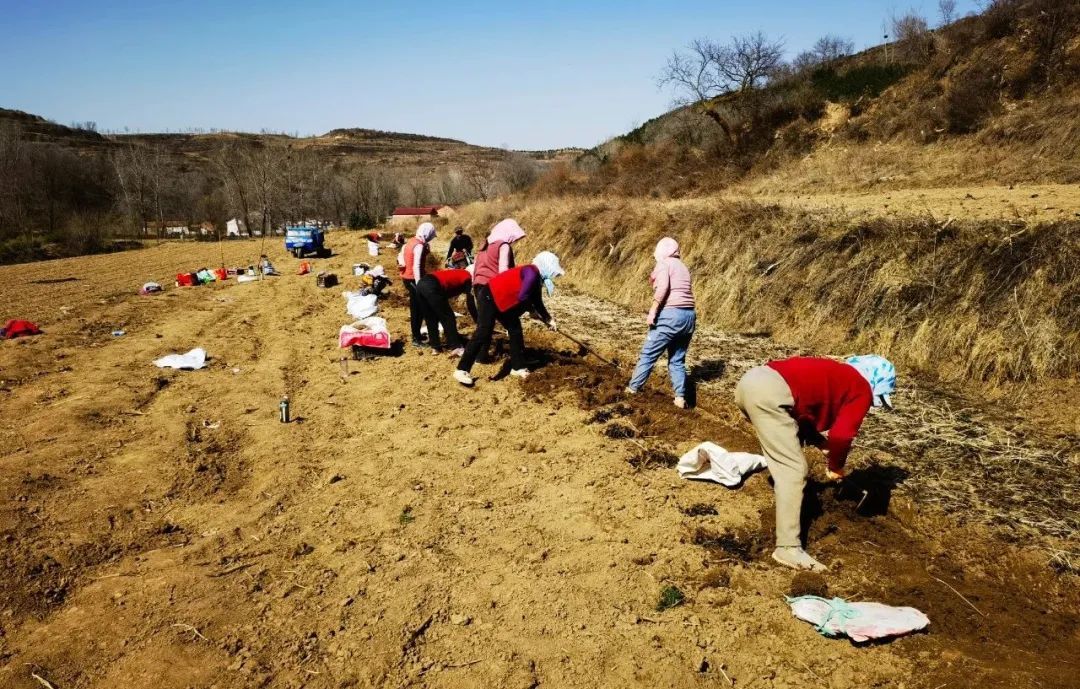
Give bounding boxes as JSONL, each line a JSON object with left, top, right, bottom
{"left": 355, "top": 317, "right": 388, "bottom": 333}
{"left": 677, "top": 442, "right": 767, "bottom": 487}
{"left": 153, "top": 348, "right": 207, "bottom": 370}
{"left": 343, "top": 291, "right": 378, "bottom": 320}
{"left": 787, "top": 596, "right": 930, "bottom": 643}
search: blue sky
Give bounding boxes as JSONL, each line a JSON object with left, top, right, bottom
{"left": 0, "top": 0, "right": 978, "bottom": 149}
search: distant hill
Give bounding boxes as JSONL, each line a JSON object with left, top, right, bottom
{"left": 0, "top": 107, "right": 583, "bottom": 263}
{"left": 0, "top": 107, "right": 537, "bottom": 171}
{"left": 548, "top": 1, "right": 1079, "bottom": 196}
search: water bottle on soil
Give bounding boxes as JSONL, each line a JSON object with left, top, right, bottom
{"left": 279, "top": 395, "right": 290, "bottom": 423}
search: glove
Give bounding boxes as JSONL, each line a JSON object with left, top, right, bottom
{"left": 548, "top": 318, "right": 558, "bottom": 332}
{"left": 824, "top": 467, "right": 845, "bottom": 482}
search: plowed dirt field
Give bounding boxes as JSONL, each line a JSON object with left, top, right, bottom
{"left": 0, "top": 233, "right": 1076, "bottom": 689}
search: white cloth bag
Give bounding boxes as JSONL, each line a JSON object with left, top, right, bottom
{"left": 343, "top": 291, "right": 379, "bottom": 320}
{"left": 677, "top": 442, "right": 767, "bottom": 487}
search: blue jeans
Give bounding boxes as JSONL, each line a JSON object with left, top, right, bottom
{"left": 628, "top": 308, "right": 696, "bottom": 397}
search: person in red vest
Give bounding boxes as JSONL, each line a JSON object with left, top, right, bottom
{"left": 471, "top": 218, "right": 525, "bottom": 288}
{"left": 415, "top": 267, "right": 478, "bottom": 354}
{"left": 464, "top": 218, "right": 527, "bottom": 363}
{"left": 454, "top": 251, "right": 563, "bottom": 386}
{"left": 400, "top": 222, "right": 437, "bottom": 348}
{"left": 735, "top": 355, "right": 896, "bottom": 572}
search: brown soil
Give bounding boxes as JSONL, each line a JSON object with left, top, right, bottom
{"left": 0, "top": 232, "right": 1076, "bottom": 689}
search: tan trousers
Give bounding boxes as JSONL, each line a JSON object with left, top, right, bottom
{"left": 735, "top": 365, "right": 806, "bottom": 547}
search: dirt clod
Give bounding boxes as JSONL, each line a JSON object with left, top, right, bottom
{"left": 788, "top": 572, "right": 829, "bottom": 598}
{"left": 682, "top": 503, "right": 719, "bottom": 517}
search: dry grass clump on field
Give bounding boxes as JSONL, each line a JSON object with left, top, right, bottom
{"left": 457, "top": 197, "right": 1079, "bottom": 390}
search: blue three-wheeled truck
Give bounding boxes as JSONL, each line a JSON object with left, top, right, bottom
{"left": 285, "top": 225, "right": 329, "bottom": 258}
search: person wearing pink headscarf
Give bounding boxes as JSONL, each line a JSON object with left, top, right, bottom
{"left": 626, "top": 237, "right": 696, "bottom": 408}
{"left": 400, "top": 222, "right": 437, "bottom": 348}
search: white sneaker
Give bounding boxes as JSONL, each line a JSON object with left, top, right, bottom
{"left": 510, "top": 368, "right": 530, "bottom": 379}
{"left": 674, "top": 396, "right": 686, "bottom": 409}
{"left": 771, "top": 547, "right": 827, "bottom": 572}
{"left": 453, "top": 370, "right": 474, "bottom": 387}
{"left": 625, "top": 386, "right": 638, "bottom": 395}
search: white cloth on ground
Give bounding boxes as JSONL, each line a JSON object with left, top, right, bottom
{"left": 787, "top": 596, "right": 930, "bottom": 642}
{"left": 343, "top": 291, "right": 379, "bottom": 319}
{"left": 153, "top": 348, "right": 207, "bottom": 370}
{"left": 677, "top": 442, "right": 767, "bottom": 487}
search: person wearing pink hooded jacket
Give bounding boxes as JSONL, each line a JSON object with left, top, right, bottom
{"left": 626, "top": 237, "right": 696, "bottom": 408}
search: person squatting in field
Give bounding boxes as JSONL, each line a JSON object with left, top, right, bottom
{"left": 400, "top": 222, "right": 437, "bottom": 348}
{"left": 626, "top": 237, "right": 696, "bottom": 409}
{"left": 414, "top": 267, "right": 478, "bottom": 355}
{"left": 454, "top": 250, "right": 564, "bottom": 387}
{"left": 446, "top": 226, "right": 474, "bottom": 268}
{"left": 735, "top": 354, "right": 897, "bottom": 572}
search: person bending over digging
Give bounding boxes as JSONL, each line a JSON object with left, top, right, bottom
{"left": 626, "top": 237, "right": 696, "bottom": 409}
{"left": 400, "top": 222, "right": 437, "bottom": 349}
{"left": 734, "top": 354, "right": 896, "bottom": 572}
{"left": 464, "top": 218, "right": 527, "bottom": 362}
{"left": 454, "top": 251, "right": 564, "bottom": 386}
{"left": 415, "top": 267, "right": 478, "bottom": 355}
{"left": 472, "top": 218, "right": 525, "bottom": 286}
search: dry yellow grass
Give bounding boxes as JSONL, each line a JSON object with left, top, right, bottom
{"left": 456, "top": 195, "right": 1079, "bottom": 392}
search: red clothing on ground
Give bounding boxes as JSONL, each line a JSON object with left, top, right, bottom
{"left": 766, "top": 357, "right": 873, "bottom": 472}
{"left": 2, "top": 320, "right": 42, "bottom": 339}
{"left": 431, "top": 269, "right": 472, "bottom": 297}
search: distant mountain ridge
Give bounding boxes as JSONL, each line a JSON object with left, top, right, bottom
{"left": 0, "top": 107, "right": 582, "bottom": 166}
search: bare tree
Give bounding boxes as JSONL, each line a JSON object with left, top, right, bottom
{"left": 938, "top": 0, "right": 958, "bottom": 25}
{"left": 792, "top": 35, "right": 855, "bottom": 71}
{"left": 213, "top": 142, "right": 254, "bottom": 238}
{"left": 890, "top": 10, "right": 934, "bottom": 62}
{"left": 722, "top": 32, "right": 787, "bottom": 91}
{"left": 658, "top": 32, "right": 784, "bottom": 146}
{"left": 463, "top": 165, "right": 494, "bottom": 201}
{"left": 495, "top": 152, "right": 540, "bottom": 194}
{"left": 812, "top": 35, "right": 855, "bottom": 63}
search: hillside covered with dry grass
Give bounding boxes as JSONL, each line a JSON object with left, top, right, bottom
{"left": 538, "top": 0, "right": 1079, "bottom": 197}
{"left": 456, "top": 197, "right": 1079, "bottom": 395}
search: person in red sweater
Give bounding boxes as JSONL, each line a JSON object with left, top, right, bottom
{"left": 735, "top": 355, "right": 896, "bottom": 572}
{"left": 454, "top": 251, "right": 563, "bottom": 386}
{"left": 414, "top": 268, "right": 478, "bottom": 354}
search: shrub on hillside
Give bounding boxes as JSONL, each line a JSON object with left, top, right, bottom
{"left": 891, "top": 11, "right": 936, "bottom": 64}
{"left": 944, "top": 67, "right": 1000, "bottom": 132}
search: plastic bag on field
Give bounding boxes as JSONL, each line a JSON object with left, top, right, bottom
{"left": 153, "top": 348, "right": 207, "bottom": 370}
{"left": 787, "top": 596, "right": 930, "bottom": 643}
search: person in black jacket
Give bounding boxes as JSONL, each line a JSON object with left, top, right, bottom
{"left": 446, "top": 227, "right": 474, "bottom": 268}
